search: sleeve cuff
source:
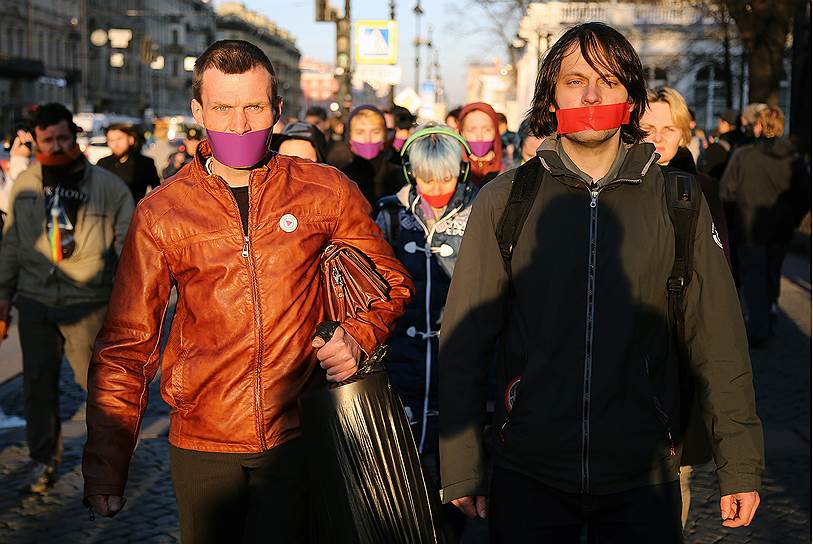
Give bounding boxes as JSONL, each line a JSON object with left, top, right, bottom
{"left": 717, "top": 472, "right": 762, "bottom": 496}
{"left": 440, "top": 477, "right": 486, "bottom": 504}
{"left": 339, "top": 320, "right": 378, "bottom": 358}
{"left": 83, "top": 481, "right": 126, "bottom": 501}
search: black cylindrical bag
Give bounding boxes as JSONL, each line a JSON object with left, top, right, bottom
{"left": 299, "top": 244, "right": 446, "bottom": 543}
{"left": 300, "top": 368, "right": 446, "bottom": 543}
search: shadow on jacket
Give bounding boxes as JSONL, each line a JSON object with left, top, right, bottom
{"left": 439, "top": 148, "right": 764, "bottom": 504}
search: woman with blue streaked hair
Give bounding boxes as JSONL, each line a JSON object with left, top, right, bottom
{"left": 376, "top": 121, "right": 478, "bottom": 538}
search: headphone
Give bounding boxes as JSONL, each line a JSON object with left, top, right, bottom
{"left": 400, "top": 126, "right": 473, "bottom": 186}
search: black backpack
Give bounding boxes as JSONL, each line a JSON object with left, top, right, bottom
{"left": 495, "top": 157, "right": 709, "bottom": 462}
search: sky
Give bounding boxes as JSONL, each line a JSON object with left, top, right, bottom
{"left": 214, "top": 0, "right": 511, "bottom": 107}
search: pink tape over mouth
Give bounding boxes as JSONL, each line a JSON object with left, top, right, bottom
{"left": 556, "top": 103, "right": 631, "bottom": 135}
{"left": 206, "top": 127, "right": 272, "bottom": 168}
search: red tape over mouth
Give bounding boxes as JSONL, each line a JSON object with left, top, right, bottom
{"left": 556, "top": 103, "right": 631, "bottom": 135}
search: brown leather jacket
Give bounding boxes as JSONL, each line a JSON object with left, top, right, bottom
{"left": 82, "top": 142, "right": 414, "bottom": 498}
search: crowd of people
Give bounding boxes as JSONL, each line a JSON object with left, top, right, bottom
{"left": 0, "top": 20, "right": 808, "bottom": 543}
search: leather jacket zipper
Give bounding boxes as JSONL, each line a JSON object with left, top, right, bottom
{"left": 222, "top": 179, "right": 266, "bottom": 451}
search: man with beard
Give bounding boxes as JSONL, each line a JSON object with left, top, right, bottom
{"left": 162, "top": 126, "right": 204, "bottom": 180}
{"left": 97, "top": 123, "right": 160, "bottom": 202}
{"left": 439, "top": 23, "right": 763, "bottom": 540}
{"left": 0, "top": 103, "right": 134, "bottom": 494}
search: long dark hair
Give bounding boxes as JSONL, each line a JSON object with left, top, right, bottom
{"left": 526, "top": 22, "right": 648, "bottom": 144}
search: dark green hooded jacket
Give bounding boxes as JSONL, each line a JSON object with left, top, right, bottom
{"left": 438, "top": 141, "right": 764, "bottom": 500}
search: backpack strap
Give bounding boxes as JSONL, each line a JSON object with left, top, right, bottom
{"left": 663, "top": 168, "right": 703, "bottom": 449}
{"left": 493, "top": 158, "right": 544, "bottom": 424}
{"left": 663, "top": 168, "right": 702, "bottom": 345}
{"left": 496, "top": 158, "right": 544, "bottom": 278}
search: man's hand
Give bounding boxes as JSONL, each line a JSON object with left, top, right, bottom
{"left": 720, "top": 491, "right": 760, "bottom": 527}
{"left": 87, "top": 494, "right": 126, "bottom": 518}
{"left": 451, "top": 495, "right": 488, "bottom": 519}
{"left": 312, "top": 326, "right": 362, "bottom": 382}
{"left": 10, "top": 130, "right": 33, "bottom": 158}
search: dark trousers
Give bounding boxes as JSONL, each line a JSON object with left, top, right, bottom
{"left": 489, "top": 465, "right": 683, "bottom": 543}
{"left": 739, "top": 242, "right": 787, "bottom": 340}
{"left": 170, "top": 439, "right": 310, "bottom": 544}
{"left": 17, "top": 296, "right": 106, "bottom": 464}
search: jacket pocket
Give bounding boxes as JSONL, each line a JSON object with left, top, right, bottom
{"left": 643, "top": 355, "right": 677, "bottom": 457}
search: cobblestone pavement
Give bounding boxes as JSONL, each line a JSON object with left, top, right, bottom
{"left": 0, "top": 257, "right": 809, "bottom": 543}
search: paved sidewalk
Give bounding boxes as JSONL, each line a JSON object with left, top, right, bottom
{"left": 0, "top": 256, "right": 809, "bottom": 543}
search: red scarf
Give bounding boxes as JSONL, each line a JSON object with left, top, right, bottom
{"left": 458, "top": 102, "right": 503, "bottom": 188}
{"left": 36, "top": 143, "right": 83, "bottom": 166}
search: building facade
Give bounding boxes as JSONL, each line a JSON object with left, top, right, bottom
{"left": 84, "top": 0, "right": 148, "bottom": 117}
{"left": 216, "top": 2, "right": 302, "bottom": 118}
{"left": 465, "top": 60, "right": 518, "bottom": 128}
{"left": 0, "top": 0, "right": 83, "bottom": 133}
{"left": 140, "top": 0, "right": 216, "bottom": 117}
{"left": 83, "top": 0, "right": 216, "bottom": 118}
{"left": 300, "top": 56, "right": 338, "bottom": 110}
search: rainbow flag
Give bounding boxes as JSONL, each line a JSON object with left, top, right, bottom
{"left": 49, "top": 206, "right": 62, "bottom": 263}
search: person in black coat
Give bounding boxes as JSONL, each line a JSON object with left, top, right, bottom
{"left": 97, "top": 123, "right": 159, "bottom": 203}
{"left": 340, "top": 105, "right": 404, "bottom": 210}
{"left": 720, "top": 106, "right": 809, "bottom": 346}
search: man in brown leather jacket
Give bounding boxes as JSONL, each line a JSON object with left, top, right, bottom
{"left": 81, "top": 40, "right": 413, "bottom": 543}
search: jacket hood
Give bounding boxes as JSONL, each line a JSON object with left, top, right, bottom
{"left": 537, "top": 139, "right": 658, "bottom": 187}
{"left": 757, "top": 137, "right": 796, "bottom": 159}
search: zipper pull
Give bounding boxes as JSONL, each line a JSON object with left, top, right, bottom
{"left": 590, "top": 190, "right": 598, "bottom": 208}
{"left": 241, "top": 236, "right": 249, "bottom": 258}
{"left": 668, "top": 431, "right": 676, "bottom": 456}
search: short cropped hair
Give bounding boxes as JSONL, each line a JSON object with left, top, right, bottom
{"left": 526, "top": 22, "right": 648, "bottom": 143}
{"left": 755, "top": 106, "right": 785, "bottom": 138}
{"left": 349, "top": 108, "right": 385, "bottom": 132}
{"left": 646, "top": 87, "right": 692, "bottom": 146}
{"left": 305, "top": 106, "right": 328, "bottom": 121}
{"left": 104, "top": 123, "right": 138, "bottom": 138}
{"left": 406, "top": 122, "right": 464, "bottom": 182}
{"left": 30, "top": 103, "right": 77, "bottom": 136}
{"left": 193, "top": 40, "right": 277, "bottom": 103}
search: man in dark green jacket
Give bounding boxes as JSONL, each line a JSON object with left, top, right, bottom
{"left": 438, "top": 23, "right": 763, "bottom": 542}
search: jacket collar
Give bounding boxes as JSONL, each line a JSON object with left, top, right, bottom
{"left": 537, "top": 138, "right": 658, "bottom": 188}
{"left": 192, "top": 139, "right": 277, "bottom": 189}
{"left": 404, "top": 181, "right": 475, "bottom": 218}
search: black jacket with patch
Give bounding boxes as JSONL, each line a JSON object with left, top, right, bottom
{"left": 438, "top": 142, "right": 763, "bottom": 500}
